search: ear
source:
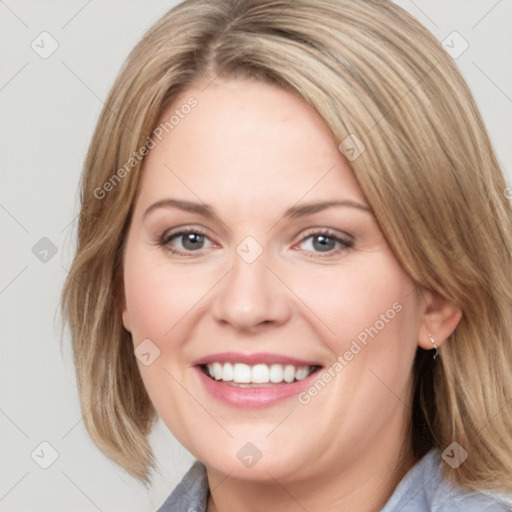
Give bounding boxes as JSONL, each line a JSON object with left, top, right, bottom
{"left": 118, "top": 281, "right": 132, "bottom": 333}
{"left": 121, "top": 300, "right": 131, "bottom": 333}
{"left": 417, "top": 289, "right": 462, "bottom": 350}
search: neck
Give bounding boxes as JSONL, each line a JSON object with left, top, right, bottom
{"left": 205, "top": 413, "right": 417, "bottom": 512}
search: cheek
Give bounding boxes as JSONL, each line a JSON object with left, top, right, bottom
{"left": 122, "top": 250, "right": 217, "bottom": 411}
{"left": 288, "top": 253, "right": 418, "bottom": 354}
{"left": 122, "top": 251, "right": 207, "bottom": 442}
{"left": 123, "top": 251, "right": 213, "bottom": 343}
{"left": 287, "top": 258, "right": 421, "bottom": 447}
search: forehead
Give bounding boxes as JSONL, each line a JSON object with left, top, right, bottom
{"left": 134, "top": 78, "right": 366, "bottom": 215}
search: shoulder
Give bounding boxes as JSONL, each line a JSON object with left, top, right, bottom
{"left": 155, "top": 452, "right": 512, "bottom": 512}
{"left": 156, "top": 460, "right": 209, "bottom": 512}
{"left": 381, "top": 449, "right": 512, "bottom": 512}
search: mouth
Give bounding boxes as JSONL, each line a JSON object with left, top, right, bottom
{"left": 199, "top": 362, "right": 322, "bottom": 387}
{"left": 192, "top": 352, "right": 324, "bottom": 408}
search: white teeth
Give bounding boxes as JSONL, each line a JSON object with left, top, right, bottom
{"left": 213, "top": 362, "right": 222, "bottom": 380}
{"left": 251, "top": 364, "right": 270, "bottom": 383}
{"left": 223, "top": 362, "right": 234, "bottom": 381}
{"left": 295, "top": 367, "right": 310, "bottom": 381}
{"left": 283, "top": 365, "right": 295, "bottom": 383}
{"left": 233, "top": 363, "right": 251, "bottom": 383}
{"left": 205, "top": 362, "right": 315, "bottom": 384}
{"left": 269, "top": 363, "right": 284, "bottom": 383}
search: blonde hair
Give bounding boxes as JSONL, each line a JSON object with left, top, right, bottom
{"left": 61, "top": 0, "right": 512, "bottom": 492}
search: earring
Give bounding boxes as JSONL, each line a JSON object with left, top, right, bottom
{"left": 428, "top": 332, "right": 438, "bottom": 360}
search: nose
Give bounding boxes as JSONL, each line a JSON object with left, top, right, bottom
{"left": 211, "top": 251, "right": 293, "bottom": 332}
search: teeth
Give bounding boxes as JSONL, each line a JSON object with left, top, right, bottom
{"left": 251, "top": 364, "right": 269, "bottom": 383}
{"left": 283, "top": 365, "right": 295, "bottom": 383}
{"left": 270, "top": 364, "right": 284, "bottom": 383}
{"left": 295, "top": 367, "right": 310, "bottom": 380}
{"left": 212, "top": 362, "right": 222, "bottom": 380}
{"left": 233, "top": 363, "right": 251, "bottom": 383}
{"left": 205, "top": 362, "right": 315, "bottom": 384}
{"left": 223, "top": 362, "right": 234, "bottom": 381}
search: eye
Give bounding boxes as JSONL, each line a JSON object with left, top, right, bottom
{"left": 297, "top": 230, "right": 354, "bottom": 255}
{"left": 160, "top": 228, "right": 214, "bottom": 254}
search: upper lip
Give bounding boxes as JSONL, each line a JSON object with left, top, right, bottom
{"left": 192, "top": 352, "right": 322, "bottom": 367}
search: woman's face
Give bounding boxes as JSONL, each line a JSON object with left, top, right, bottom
{"left": 121, "top": 78, "right": 428, "bottom": 482}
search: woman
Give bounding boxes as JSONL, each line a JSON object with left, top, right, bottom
{"left": 61, "top": 0, "right": 512, "bottom": 510}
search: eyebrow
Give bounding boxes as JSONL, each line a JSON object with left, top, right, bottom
{"left": 283, "top": 199, "right": 372, "bottom": 218}
{"left": 143, "top": 198, "right": 372, "bottom": 220}
{"left": 143, "top": 199, "right": 215, "bottom": 219}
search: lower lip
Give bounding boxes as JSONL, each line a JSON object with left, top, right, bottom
{"left": 194, "top": 366, "right": 321, "bottom": 408}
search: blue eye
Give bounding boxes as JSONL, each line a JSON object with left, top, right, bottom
{"left": 158, "top": 228, "right": 353, "bottom": 257}
{"left": 160, "top": 230, "right": 213, "bottom": 253}
{"left": 298, "top": 231, "right": 353, "bottom": 254}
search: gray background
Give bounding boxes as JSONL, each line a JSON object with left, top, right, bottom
{"left": 1, "top": 1, "right": 511, "bottom": 511}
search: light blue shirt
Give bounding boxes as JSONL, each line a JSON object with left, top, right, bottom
{"left": 157, "top": 449, "right": 511, "bottom": 511}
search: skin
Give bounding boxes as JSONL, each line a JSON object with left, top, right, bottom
{"left": 121, "top": 78, "right": 461, "bottom": 512}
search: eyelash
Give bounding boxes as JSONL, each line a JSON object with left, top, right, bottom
{"left": 296, "top": 228, "right": 354, "bottom": 257}
{"left": 158, "top": 227, "right": 212, "bottom": 256}
{"left": 157, "top": 227, "right": 354, "bottom": 257}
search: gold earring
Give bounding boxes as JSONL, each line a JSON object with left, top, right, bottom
{"left": 428, "top": 332, "right": 438, "bottom": 360}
